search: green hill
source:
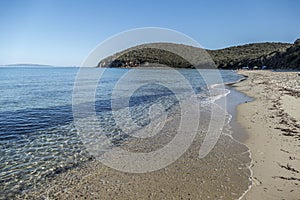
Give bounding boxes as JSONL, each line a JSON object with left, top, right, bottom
{"left": 97, "top": 40, "right": 299, "bottom": 69}
{"left": 97, "top": 43, "right": 215, "bottom": 69}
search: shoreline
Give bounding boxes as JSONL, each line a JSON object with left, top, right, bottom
{"left": 234, "top": 70, "right": 300, "bottom": 199}
{"left": 15, "top": 72, "right": 254, "bottom": 199}
{"left": 216, "top": 83, "right": 255, "bottom": 200}
{"left": 10, "top": 69, "right": 300, "bottom": 199}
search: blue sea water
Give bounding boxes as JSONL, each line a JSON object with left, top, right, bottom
{"left": 0, "top": 66, "right": 244, "bottom": 198}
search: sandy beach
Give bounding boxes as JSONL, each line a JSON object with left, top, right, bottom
{"left": 235, "top": 70, "right": 300, "bottom": 199}
{"left": 10, "top": 70, "right": 300, "bottom": 200}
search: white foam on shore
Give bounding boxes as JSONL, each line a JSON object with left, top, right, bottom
{"left": 221, "top": 121, "right": 254, "bottom": 200}
{"left": 200, "top": 81, "right": 254, "bottom": 199}
{"left": 211, "top": 79, "right": 254, "bottom": 200}
{"left": 195, "top": 70, "right": 253, "bottom": 199}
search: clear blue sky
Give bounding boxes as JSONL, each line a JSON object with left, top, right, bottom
{"left": 0, "top": 0, "right": 299, "bottom": 66}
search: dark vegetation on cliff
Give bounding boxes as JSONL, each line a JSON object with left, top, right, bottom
{"left": 208, "top": 42, "right": 292, "bottom": 69}
{"left": 262, "top": 39, "right": 300, "bottom": 70}
{"left": 97, "top": 39, "right": 300, "bottom": 70}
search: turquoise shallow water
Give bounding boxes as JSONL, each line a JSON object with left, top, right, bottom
{"left": 0, "top": 66, "right": 245, "bottom": 198}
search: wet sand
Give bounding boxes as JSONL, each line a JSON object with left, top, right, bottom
{"left": 16, "top": 100, "right": 252, "bottom": 199}
{"left": 235, "top": 70, "right": 300, "bottom": 199}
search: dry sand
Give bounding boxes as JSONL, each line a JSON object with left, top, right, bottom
{"left": 235, "top": 70, "right": 300, "bottom": 199}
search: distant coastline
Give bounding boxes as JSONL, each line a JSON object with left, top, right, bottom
{"left": 0, "top": 64, "right": 79, "bottom": 68}
{"left": 0, "top": 63, "right": 54, "bottom": 67}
